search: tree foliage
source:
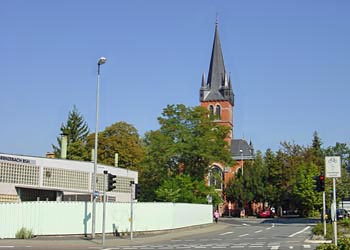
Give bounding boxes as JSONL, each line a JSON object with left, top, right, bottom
{"left": 225, "top": 131, "right": 350, "bottom": 216}
{"left": 155, "top": 174, "right": 221, "bottom": 205}
{"left": 52, "top": 105, "right": 89, "bottom": 160}
{"left": 86, "top": 121, "right": 144, "bottom": 169}
{"left": 139, "top": 104, "right": 233, "bottom": 201}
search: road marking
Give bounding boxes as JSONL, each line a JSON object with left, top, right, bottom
{"left": 249, "top": 243, "right": 264, "bottom": 248}
{"left": 303, "top": 245, "right": 311, "bottom": 249}
{"left": 231, "top": 243, "right": 247, "bottom": 248}
{"left": 289, "top": 247, "right": 293, "bottom": 249}
{"left": 242, "top": 223, "right": 249, "bottom": 226}
{"left": 288, "top": 226, "right": 310, "bottom": 237}
{"left": 220, "top": 231, "right": 234, "bottom": 235}
{"left": 0, "top": 247, "right": 15, "bottom": 249}
{"left": 270, "top": 246, "right": 279, "bottom": 250}
{"left": 266, "top": 227, "right": 272, "bottom": 230}
{"left": 238, "top": 233, "right": 249, "bottom": 237}
{"left": 254, "top": 230, "right": 263, "bottom": 233}
{"left": 272, "top": 223, "right": 275, "bottom": 227}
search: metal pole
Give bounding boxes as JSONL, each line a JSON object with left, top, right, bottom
{"left": 102, "top": 171, "right": 107, "bottom": 247}
{"left": 91, "top": 57, "right": 106, "bottom": 238}
{"left": 332, "top": 178, "right": 337, "bottom": 246}
{"left": 240, "top": 149, "right": 243, "bottom": 176}
{"left": 323, "top": 191, "right": 326, "bottom": 237}
{"left": 130, "top": 181, "right": 134, "bottom": 240}
{"left": 92, "top": 63, "right": 101, "bottom": 239}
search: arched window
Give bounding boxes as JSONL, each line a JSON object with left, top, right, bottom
{"left": 209, "top": 165, "right": 223, "bottom": 190}
{"left": 215, "top": 105, "right": 221, "bottom": 119}
{"left": 209, "top": 105, "right": 214, "bottom": 116}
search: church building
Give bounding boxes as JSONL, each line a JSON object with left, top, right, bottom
{"left": 200, "top": 21, "right": 254, "bottom": 212}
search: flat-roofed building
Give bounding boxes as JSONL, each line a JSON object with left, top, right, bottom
{"left": 0, "top": 152, "right": 137, "bottom": 203}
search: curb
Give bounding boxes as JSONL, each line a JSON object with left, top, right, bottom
{"left": 305, "top": 239, "right": 332, "bottom": 244}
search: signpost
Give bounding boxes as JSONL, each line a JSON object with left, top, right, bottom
{"left": 325, "top": 156, "right": 341, "bottom": 246}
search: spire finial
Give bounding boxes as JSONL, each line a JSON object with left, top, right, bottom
{"left": 216, "top": 13, "right": 219, "bottom": 26}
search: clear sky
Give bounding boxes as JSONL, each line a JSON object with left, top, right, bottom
{"left": 1, "top": 0, "right": 349, "bottom": 157}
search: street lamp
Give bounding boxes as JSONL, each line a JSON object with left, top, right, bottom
{"left": 91, "top": 56, "right": 107, "bottom": 239}
{"left": 240, "top": 149, "right": 243, "bottom": 176}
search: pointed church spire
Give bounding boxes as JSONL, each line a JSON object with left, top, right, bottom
{"left": 201, "top": 72, "right": 206, "bottom": 87}
{"left": 207, "top": 22, "right": 225, "bottom": 90}
{"left": 201, "top": 21, "right": 234, "bottom": 105}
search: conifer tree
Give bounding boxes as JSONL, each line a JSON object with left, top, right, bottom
{"left": 52, "top": 105, "right": 89, "bottom": 160}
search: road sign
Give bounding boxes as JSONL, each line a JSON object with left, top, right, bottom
{"left": 325, "top": 156, "right": 341, "bottom": 178}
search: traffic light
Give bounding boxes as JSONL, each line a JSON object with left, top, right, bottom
{"left": 107, "top": 173, "right": 117, "bottom": 191}
{"left": 319, "top": 175, "right": 325, "bottom": 192}
{"left": 313, "top": 175, "right": 321, "bottom": 192}
{"left": 313, "top": 174, "right": 325, "bottom": 192}
{"left": 135, "top": 184, "right": 141, "bottom": 199}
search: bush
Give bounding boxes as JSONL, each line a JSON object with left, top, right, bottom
{"left": 338, "top": 218, "right": 350, "bottom": 227}
{"left": 308, "top": 210, "right": 321, "bottom": 218}
{"left": 338, "top": 237, "right": 350, "bottom": 250}
{"left": 15, "top": 227, "right": 33, "bottom": 239}
{"left": 312, "top": 222, "right": 334, "bottom": 240}
{"left": 316, "top": 244, "right": 339, "bottom": 250}
{"left": 316, "top": 237, "right": 350, "bottom": 250}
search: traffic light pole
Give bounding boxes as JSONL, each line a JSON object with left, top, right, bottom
{"left": 102, "top": 171, "right": 107, "bottom": 248}
{"left": 130, "top": 181, "right": 134, "bottom": 240}
{"left": 322, "top": 191, "right": 326, "bottom": 237}
{"left": 332, "top": 178, "right": 337, "bottom": 246}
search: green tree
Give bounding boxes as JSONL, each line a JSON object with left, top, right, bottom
{"left": 264, "top": 148, "right": 281, "bottom": 208}
{"left": 292, "top": 162, "right": 322, "bottom": 216}
{"left": 139, "top": 104, "right": 234, "bottom": 201}
{"left": 86, "top": 121, "right": 144, "bottom": 169}
{"left": 138, "top": 130, "right": 171, "bottom": 201}
{"left": 157, "top": 104, "right": 233, "bottom": 179}
{"left": 52, "top": 105, "right": 89, "bottom": 160}
{"left": 324, "top": 143, "right": 350, "bottom": 203}
{"left": 155, "top": 174, "right": 221, "bottom": 205}
{"left": 225, "top": 152, "right": 267, "bottom": 210}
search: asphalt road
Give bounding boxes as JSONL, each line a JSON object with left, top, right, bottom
{"left": 0, "top": 217, "right": 323, "bottom": 250}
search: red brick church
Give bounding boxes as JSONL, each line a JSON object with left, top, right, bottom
{"left": 200, "top": 22, "right": 254, "bottom": 215}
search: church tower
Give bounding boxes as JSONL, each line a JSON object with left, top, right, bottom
{"left": 200, "top": 22, "right": 235, "bottom": 142}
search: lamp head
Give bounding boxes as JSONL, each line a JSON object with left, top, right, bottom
{"left": 98, "top": 57, "right": 107, "bottom": 65}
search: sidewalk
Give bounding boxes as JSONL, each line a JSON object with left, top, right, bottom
{"left": 0, "top": 222, "right": 232, "bottom": 249}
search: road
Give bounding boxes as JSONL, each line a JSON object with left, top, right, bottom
{"left": 0, "top": 217, "right": 322, "bottom": 250}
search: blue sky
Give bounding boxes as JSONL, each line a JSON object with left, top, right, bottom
{"left": 1, "top": 1, "right": 349, "bottom": 157}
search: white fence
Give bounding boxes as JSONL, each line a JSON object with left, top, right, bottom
{"left": 0, "top": 202, "right": 212, "bottom": 239}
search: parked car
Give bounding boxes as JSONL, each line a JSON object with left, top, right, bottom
{"left": 257, "top": 209, "right": 274, "bottom": 218}
{"left": 325, "top": 208, "right": 349, "bottom": 222}
{"left": 337, "top": 208, "right": 349, "bottom": 220}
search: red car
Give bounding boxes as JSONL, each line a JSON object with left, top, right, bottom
{"left": 257, "top": 209, "right": 274, "bottom": 218}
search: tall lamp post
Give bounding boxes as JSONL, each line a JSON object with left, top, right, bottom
{"left": 240, "top": 149, "right": 243, "bottom": 176}
{"left": 91, "top": 57, "right": 107, "bottom": 239}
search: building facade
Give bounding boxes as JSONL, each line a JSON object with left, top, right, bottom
{"left": 200, "top": 22, "right": 254, "bottom": 211}
{"left": 0, "top": 152, "right": 137, "bottom": 203}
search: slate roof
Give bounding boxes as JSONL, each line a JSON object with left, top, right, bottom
{"left": 200, "top": 23, "right": 234, "bottom": 105}
{"left": 230, "top": 139, "right": 254, "bottom": 160}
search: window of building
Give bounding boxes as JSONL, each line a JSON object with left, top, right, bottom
{"left": 209, "top": 105, "right": 214, "bottom": 116}
{"left": 215, "top": 105, "right": 221, "bottom": 119}
{"left": 209, "top": 166, "right": 223, "bottom": 190}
